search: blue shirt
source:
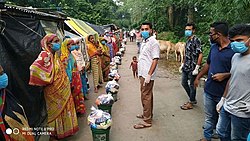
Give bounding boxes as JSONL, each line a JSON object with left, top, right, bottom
{"left": 106, "top": 43, "right": 114, "bottom": 59}
{"left": 204, "top": 43, "right": 235, "bottom": 97}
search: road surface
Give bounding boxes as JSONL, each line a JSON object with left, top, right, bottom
{"left": 41, "top": 41, "right": 217, "bottom": 141}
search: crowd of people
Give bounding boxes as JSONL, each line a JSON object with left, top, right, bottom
{"left": 178, "top": 22, "right": 250, "bottom": 141}
{"left": 0, "top": 19, "right": 249, "bottom": 141}
{"left": 128, "top": 21, "right": 250, "bottom": 141}
{"left": 0, "top": 30, "right": 124, "bottom": 140}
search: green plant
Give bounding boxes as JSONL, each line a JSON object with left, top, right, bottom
{"left": 157, "top": 32, "right": 179, "bottom": 43}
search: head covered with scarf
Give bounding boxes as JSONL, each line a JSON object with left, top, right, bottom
{"left": 40, "top": 34, "right": 59, "bottom": 52}
{"left": 60, "top": 38, "right": 75, "bottom": 64}
{"left": 29, "top": 34, "right": 60, "bottom": 86}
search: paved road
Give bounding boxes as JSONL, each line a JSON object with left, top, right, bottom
{"left": 45, "top": 42, "right": 218, "bottom": 141}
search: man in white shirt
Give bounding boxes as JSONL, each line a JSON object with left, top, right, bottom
{"left": 133, "top": 22, "right": 160, "bottom": 129}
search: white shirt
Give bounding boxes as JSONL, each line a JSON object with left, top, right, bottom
{"left": 138, "top": 36, "right": 160, "bottom": 80}
{"left": 130, "top": 31, "right": 134, "bottom": 36}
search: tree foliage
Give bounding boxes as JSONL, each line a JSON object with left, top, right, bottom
{"left": 6, "top": 0, "right": 119, "bottom": 25}
{"left": 6, "top": 0, "right": 250, "bottom": 38}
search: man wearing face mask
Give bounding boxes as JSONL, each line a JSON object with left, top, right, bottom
{"left": 133, "top": 22, "right": 160, "bottom": 129}
{"left": 179, "top": 23, "right": 202, "bottom": 110}
{"left": 215, "top": 24, "right": 250, "bottom": 141}
{"left": 194, "top": 22, "right": 235, "bottom": 141}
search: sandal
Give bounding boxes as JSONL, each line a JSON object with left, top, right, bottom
{"left": 136, "top": 114, "right": 144, "bottom": 119}
{"left": 180, "top": 102, "right": 193, "bottom": 110}
{"left": 182, "top": 102, "right": 189, "bottom": 106}
{"left": 133, "top": 122, "right": 152, "bottom": 129}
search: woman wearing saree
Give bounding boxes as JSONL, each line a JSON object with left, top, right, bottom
{"left": 87, "top": 35, "right": 104, "bottom": 93}
{"left": 104, "top": 34, "right": 114, "bottom": 60}
{"left": 29, "top": 34, "right": 79, "bottom": 140}
{"left": 71, "top": 39, "right": 89, "bottom": 99}
{"left": 61, "top": 38, "right": 85, "bottom": 115}
{"left": 99, "top": 37, "right": 111, "bottom": 82}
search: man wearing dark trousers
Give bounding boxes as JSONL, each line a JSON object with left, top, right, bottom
{"left": 179, "top": 23, "right": 203, "bottom": 110}
{"left": 194, "top": 22, "right": 235, "bottom": 141}
{"left": 133, "top": 22, "right": 160, "bottom": 129}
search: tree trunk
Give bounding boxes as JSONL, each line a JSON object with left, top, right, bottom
{"left": 168, "top": 5, "right": 174, "bottom": 30}
{"left": 187, "top": 6, "right": 194, "bottom": 23}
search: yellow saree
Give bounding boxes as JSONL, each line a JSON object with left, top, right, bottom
{"left": 29, "top": 34, "right": 79, "bottom": 139}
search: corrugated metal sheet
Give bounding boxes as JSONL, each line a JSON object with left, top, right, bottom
{"left": 2, "top": 4, "right": 66, "bottom": 20}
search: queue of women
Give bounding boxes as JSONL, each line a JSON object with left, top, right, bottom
{"left": 0, "top": 31, "right": 122, "bottom": 141}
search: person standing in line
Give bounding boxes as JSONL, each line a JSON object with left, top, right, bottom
{"left": 194, "top": 22, "right": 235, "bottom": 141}
{"left": 99, "top": 37, "right": 111, "bottom": 82}
{"left": 87, "top": 35, "right": 104, "bottom": 93}
{"left": 104, "top": 33, "right": 114, "bottom": 60}
{"left": 29, "top": 34, "right": 79, "bottom": 140}
{"left": 133, "top": 22, "right": 160, "bottom": 129}
{"left": 216, "top": 24, "right": 250, "bottom": 141}
{"left": 179, "top": 23, "right": 203, "bottom": 110}
{"left": 71, "top": 39, "right": 89, "bottom": 99}
{"left": 61, "top": 38, "right": 85, "bottom": 115}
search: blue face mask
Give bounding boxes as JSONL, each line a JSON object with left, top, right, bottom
{"left": 51, "top": 43, "right": 61, "bottom": 51}
{"left": 185, "top": 30, "right": 192, "bottom": 37}
{"left": 69, "top": 45, "right": 76, "bottom": 51}
{"left": 141, "top": 31, "right": 150, "bottom": 39}
{"left": 0, "top": 73, "right": 8, "bottom": 89}
{"left": 230, "top": 41, "right": 249, "bottom": 53}
{"left": 101, "top": 41, "right": 106, "bottom": 45}
{"left": 74, "top": 45, "right": 80, "bottom": 50}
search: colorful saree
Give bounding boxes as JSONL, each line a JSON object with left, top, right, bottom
{"left": 61, "top": 39, "right": 85, "bottom": 114}
{"left": 99, "top": 38, "right": 111, "bottom": 82}
{"left": 29, "top": 34, "right": 79, "bottom": 139}
{"left": 87, "top": 41, "right": 104, "bottom": 87}
{"left": 72, "top": 48, "right": 88, "bottom": 96}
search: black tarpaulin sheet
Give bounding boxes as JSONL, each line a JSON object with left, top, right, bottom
{"left": 85, "top": 22, "right": 105, "bottom": 35}
{"left": 0, "top": 15, "right": 47, "bottom": 129}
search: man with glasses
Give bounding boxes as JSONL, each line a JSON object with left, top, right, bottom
{"left": 133, "top": 22, "right": 160, "bottom": 129}
{"left": 194, "top": 22, "right": 235, "bottom": 141}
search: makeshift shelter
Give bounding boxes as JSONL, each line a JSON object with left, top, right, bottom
{"left": 64, "top": 17, "right": 101, "bottom": 63}
{"left": 65, "top": 17, "right": 89, "bottom": 37}
{"left": 102, "top": 24, "right": 119, "bottom": 32}
{"left": 0, "top": 4, "right": 66, "bottom": 140}
{"left": 64, "top": 17, "right": 99, "bottom": 41}
{"left": 85, "top": 22, "right": 105, "bottom": 35}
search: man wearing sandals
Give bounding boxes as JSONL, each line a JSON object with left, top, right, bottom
{"left": 194, "top": 22, "right": 235, "bottom": 141}
{"left": 179, "top": 23, "right": 203, "bottom": 110}
{"left": 134, "top": 22, "right": 160, "bottom": 129}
